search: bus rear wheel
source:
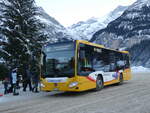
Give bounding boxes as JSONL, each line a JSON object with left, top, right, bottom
{"left": 95, "top": 75, "right": 103, "bottom": 91}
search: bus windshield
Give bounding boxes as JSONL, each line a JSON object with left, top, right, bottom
{"left": 43, "top": 42, "right": 75, "bottom": 78}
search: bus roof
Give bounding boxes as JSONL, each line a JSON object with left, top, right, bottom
{"left": 77, "top": 40, "right": 129, "bottom": 54}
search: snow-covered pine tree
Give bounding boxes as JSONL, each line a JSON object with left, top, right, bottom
{"left": 0, "top": 0, "right": 47, "bottom": 68}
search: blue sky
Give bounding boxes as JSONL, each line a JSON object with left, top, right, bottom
{"left": 35, "top": 0, "right": 136, "bottom": 27}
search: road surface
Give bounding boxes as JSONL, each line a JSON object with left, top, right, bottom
{"left": 0, "top": 72, "right": 150, "bottom": 113}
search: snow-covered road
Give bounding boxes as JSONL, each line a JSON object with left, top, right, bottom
{"left": 0, "top": 72, "right": 150, "bottom": 113}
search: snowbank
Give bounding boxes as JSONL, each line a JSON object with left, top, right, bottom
{"left": 0, "top": 90, "right": 47, "bottom": 103}
{"left": 131, "top": 66, "right": 150, "bottom": 73}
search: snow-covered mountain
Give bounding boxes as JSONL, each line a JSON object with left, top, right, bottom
{"left": 37, "top": 7, "right": 74, "bottom": 43}
{"left": 91, "top": 0, "right": 150, "bottom": 67}
{"left": 68, "top": 5, "right": 128, "bottom": 40}
{"left": 91, "top": 0, "right": 150, "bottom": 49}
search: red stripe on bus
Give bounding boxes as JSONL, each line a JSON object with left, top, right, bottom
{"left": 86, "top": 76, "right": 96, "bottom": 82}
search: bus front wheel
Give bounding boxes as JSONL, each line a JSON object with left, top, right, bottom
{"left": 95, "top": 75, "right": 103, "bottom": 91}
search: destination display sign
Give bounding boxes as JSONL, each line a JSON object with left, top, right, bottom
{"left": 45, "top": 42, "right": 74, "bottom": 52}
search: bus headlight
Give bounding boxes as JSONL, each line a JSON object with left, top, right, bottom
{"left": 69, "top": 82, "right": 78, "bottom": 88}
{"left": 40, "top": 83, "right": 45, "bottom": 87}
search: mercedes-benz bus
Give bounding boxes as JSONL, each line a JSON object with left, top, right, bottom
{"left": 40, "top": 40, "right": 131, "bottom": 92}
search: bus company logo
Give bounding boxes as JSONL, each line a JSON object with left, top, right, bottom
{"left": 112, "top": 72, "right": 118, "bottom": 79}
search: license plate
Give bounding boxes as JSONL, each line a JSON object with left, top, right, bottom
{"left": 53, "top": 88, "right": 58, "bottom": 91}
{"left": 47, "top": 80, "right": 61, "bottom": 83}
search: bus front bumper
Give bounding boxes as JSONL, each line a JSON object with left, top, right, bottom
{"left": 40, "top": 76, "right": 96, "bottom": 92}
{"left": 40, "top": 82, "right": 80, "bottom": 92}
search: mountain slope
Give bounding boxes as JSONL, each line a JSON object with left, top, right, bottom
{"left": 91, "top": 0, "right": 150, "bottom": 49}
{"left": 68, "top": 5, "right": 128, "bottom": 40}
{"left": 127, "top": 39, "right": 150, "bottom": 68}
{"left": 36, "top": 7, "right": 74, "bottom": 43}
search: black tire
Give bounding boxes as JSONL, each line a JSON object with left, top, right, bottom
{"left": 118, "top": 73, "right": 124, "bottom": 85}
{"left": 95, "top": 75, "right": 103, "bottom": 91}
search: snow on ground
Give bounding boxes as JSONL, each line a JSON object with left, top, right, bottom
{"left": 131, "top": 66, "right": 150, "bottom": 73}
{"left": 0, "top": 82, "right": 60, "bottom": 104}
{"left": 0, "top": 90, "right": 48, "bottom": 103}
{"left": 0, "top": 83, "right": 50, "bottom": 104}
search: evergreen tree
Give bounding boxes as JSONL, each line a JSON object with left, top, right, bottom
{"left": 0, "top": 0, "right": 47, "bottom": 69}
{"left": 0, "top": 63, "right": 9, "bottom": 80}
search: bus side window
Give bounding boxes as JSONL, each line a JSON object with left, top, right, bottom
{"left": 116, "top": 60, "right": 125, "bottom": 67}
{"left": 110, "top": 63, "right": 116, "bottom": 71}
{"left": 78, "top": 45, "right": 94, "bottom": 75}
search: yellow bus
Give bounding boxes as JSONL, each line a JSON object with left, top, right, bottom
{"left": 40, "top": 40, "right": 131, "bottom": 92}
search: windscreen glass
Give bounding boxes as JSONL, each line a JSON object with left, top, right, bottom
{"left": 43, "top": 42, "right": 75, "bottom": 77}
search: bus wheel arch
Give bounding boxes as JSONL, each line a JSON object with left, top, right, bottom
{"left": 95, "top": 74, "right": 104, "bottom": 91}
